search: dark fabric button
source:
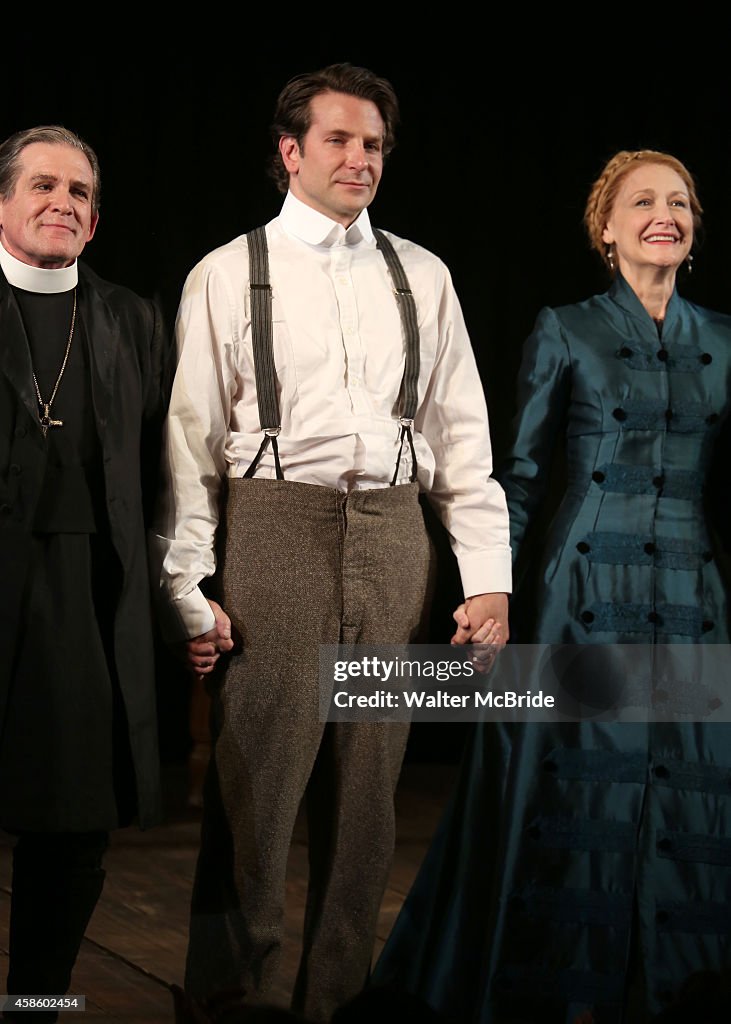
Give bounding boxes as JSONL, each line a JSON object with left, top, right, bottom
{"left": 527, "top": 825, "right": 541, "bottom": 841}
{"left": 700, "top": 353, "right": 712, "bottom": 365}
{"left": 647, "top": 611, "right": 661, "bottom": 624}
{"left": 576, "top": 541, "right": 590, "bottom": 554}
{"left": 592, "top": 470, "right": 605, "bottom": 483}
{"left": 14, "top": 425, "right": 27, "bottom": 438}
{"left": 581, "top": 610, "right": 594, "bottom": 624}
{"left": 653, "top": 475, "right": 664, "bottom": 488}
{"left": 707, "top": 413, "right": 719, "bottom": 424}
{"left": 657, "top": 837, "right": 672, "bottom": 852}
{"left": 9, "top": 464, "right": 21, "bottom": 476}
{"left": 657, "top": 349, "right": 669, "bottom": 362}
{"left": 702, "top": 620, "right": 715, "bottom": 633}
{"left": 543, "top": 759, "right": 558, "bottom": 773}
{"left": 655, "top": 909, "right": 670, "bottom": 924}
{"left": 612, "top": 408, "right": 627, "bottom": 422}
{"left": 654, "top": 764, "right": 670, "bottom": 779}
{"left": 664, "top": 408, "right": 673, "bottom": 421}
{"left": 703, "top": 551, "right": 713, "bottom": 563}
{"left": 619, "top": 346, "right": 633, "bottom": 358}
{"left": 0, "top": 504, "right": 11, "bottom": 516}
{"left": 644, "top": 542, "right": 656, "bottom": 554}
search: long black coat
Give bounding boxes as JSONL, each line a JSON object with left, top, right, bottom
{"left": 0, "top": 262, "right": 163, "bottom": 830}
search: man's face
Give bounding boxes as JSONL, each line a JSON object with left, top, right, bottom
{"left": 0, "top": 142, "right": 98, "bottom": 269}
{"left": 280, "top": 90, "right": 385, "bottom": 227}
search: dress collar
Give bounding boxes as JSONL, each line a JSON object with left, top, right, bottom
{"left": 279, "top": 191, "right": 374, "bottom": 248}
{"left": 608, "top": 272, "right": 680, "bottom": 333}
{"left": 0, "top": 241, "right": 77, "bottom": 293}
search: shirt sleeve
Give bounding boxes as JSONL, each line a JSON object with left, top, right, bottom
{"left": 151, "top": 257, "right": 241, "bottom": 641}
{"left": 416, "top": 265, "right": 513, "bottom": 598}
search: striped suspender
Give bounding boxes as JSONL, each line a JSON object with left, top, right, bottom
{"left": 372, "top": 228, "right": 420, "bottom": 485}
{"left": 243, "top": 226, "right": 283, "bottom": 479}
{"left": 244, "top": 226, "right": 421, "bottom": 485}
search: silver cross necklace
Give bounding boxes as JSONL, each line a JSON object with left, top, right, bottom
{"left": 32, "top": 288, "right": 77, "bottom": 436}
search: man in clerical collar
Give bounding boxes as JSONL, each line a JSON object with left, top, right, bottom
{"left": 0, "top": 126, "right": 163, "bottom": 1020}
{"left": 155, "top": 63, "right": 511, "bottom": 1023}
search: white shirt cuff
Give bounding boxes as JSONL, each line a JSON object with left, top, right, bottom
{"left": 458, "top": 551, "right": 513, "bottom": 600}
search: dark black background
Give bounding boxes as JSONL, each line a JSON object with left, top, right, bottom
{"left": 6, "top": 29, "right": 731, "bottom": 761}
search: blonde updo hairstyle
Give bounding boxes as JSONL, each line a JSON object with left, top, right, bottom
{"left": 584, "top": 149, "right": 703, "bottom": 273}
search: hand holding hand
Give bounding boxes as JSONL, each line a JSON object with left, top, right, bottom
{"left": 178, "top": 599, "right": 234, "bottom": 679}
{"left": 451, "top": 592, "right": 509, "bottom": 672}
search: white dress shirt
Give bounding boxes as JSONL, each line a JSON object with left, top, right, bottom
{"left": 155, "top": 193, "right": 511, "bottom": 639}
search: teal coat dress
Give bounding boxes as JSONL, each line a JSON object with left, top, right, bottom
{"left": 372, "top": 276, "right": 731, "bottom": 1023}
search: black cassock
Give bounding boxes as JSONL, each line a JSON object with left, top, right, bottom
{"left": 0, "top": 268, "right": 163, "bottom": 833}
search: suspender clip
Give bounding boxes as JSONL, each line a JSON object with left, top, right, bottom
{"left": 264, "top": 426, "right": 281, "bottom": 437}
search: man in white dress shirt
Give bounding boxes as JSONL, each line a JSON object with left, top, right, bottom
{"left": 155, "top": 63, "right": 511, "bottom": 1023}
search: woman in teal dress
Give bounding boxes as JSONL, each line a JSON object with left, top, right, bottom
{"left": 372, "top": 150, "right": 731, "bottom": 1023}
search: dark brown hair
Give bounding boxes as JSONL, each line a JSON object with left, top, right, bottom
{"left": 269, "top": 63, "right": 399, "bottom": 193}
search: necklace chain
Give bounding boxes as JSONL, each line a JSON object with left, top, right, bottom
{"left": 32, "top": 288, "right": 77, "bottom": 435}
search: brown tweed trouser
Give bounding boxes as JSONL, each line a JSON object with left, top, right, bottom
{"left": 184, "top": 478, "right": 434, "bottom": 1023}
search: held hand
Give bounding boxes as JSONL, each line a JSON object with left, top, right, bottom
{"left": 451, "top": 592, "right": 509, "bottom": 674}
{"left": 179, "top": 599, "right": 234, "bottom": 679}
{"left": 451, "top": 593, "right": 510, "bottom": 645}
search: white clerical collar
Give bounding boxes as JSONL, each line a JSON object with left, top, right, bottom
{"left": 279, "top": 191, "right": 374, "bottom": 248}
{"left": 0, "top": 240, "right": 78, "bottom": 293}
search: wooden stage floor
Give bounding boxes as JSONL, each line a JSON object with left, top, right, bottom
{"left": 0, "top": 758, "right": 458, "bottom": 1022}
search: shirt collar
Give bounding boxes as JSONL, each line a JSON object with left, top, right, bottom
{"left": 279, "top": 191, "right": 374, "bottom": 247}
{"left": 0, "top": 240, "right": 78, "bottom": 293}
